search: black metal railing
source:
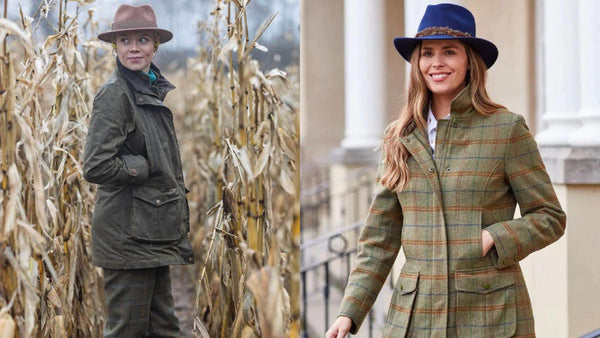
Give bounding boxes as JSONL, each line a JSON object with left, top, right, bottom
{"left": 300, "top": 222, "right": 367, "bottom": 337}
{"left": 300, "top": 165, "right": 382, "bottom": 337}
{"left": 300, "top": 166, "right": 374, "bottom": 247}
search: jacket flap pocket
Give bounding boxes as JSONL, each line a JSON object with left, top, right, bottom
{"left": 397, "top": 271, "right": 420, "bottom": 294}
{"left": 132, "top": 186, "right": 181, "bottom": 206}
{"left": 455, "top": 269, "right": 514, "bottom": 294}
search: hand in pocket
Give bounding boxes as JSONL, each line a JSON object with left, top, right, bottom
{"left": 481, "top": 229, "right": 495, "bottom": 256}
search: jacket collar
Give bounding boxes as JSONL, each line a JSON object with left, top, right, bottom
{"left": 448, "top": 84, "right": 474, "bottom": 118}
{"left": 398, "top": 85, "right": 474, "bottom": 159}
{"left": 399, "top": 84, "right": 476, "bottom": 155}
{"left": 116, "top": 58, "right": 175, "bottom": 101}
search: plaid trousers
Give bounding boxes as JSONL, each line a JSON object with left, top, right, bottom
{"left": 103, "top": 266, "right": 179, "bottom": 337}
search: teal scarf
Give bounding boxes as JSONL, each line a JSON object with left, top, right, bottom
{"left": 146, "top": 69, "right": 157, "bottom": 85}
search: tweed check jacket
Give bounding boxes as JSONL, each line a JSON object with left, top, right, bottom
{"left": 338, "top": 87, "right": 566, "bottom": 337}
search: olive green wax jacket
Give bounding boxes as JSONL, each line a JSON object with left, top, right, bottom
{"left": 338, "top": 87, "right": 566, "bottom": 337}
{"left": 83, "top": 60, "right": 194, "bottom": 269}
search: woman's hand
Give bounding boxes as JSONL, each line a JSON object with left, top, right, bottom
{"left": 481, "top": 229, "right": 495, "bottom": 256}
{"left": 325, "top": 316, "right": 353, "bottom": 338}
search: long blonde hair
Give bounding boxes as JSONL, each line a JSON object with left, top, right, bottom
{"left": 380, "top": 42, "right": 505, "bottom": 192}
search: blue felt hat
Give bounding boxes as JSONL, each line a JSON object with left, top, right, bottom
{"left": 393, "top": 3, "right": 498, "bottom": 69}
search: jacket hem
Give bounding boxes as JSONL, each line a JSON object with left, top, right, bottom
{"left": 92, "top": 256, "right": 193, "bottom": 270}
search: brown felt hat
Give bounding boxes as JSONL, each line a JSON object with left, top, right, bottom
{"left": 98, "top": 4, "right": 173, "bottom": 43}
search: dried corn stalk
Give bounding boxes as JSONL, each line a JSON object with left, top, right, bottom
{"left": 0, "top": 0, "right": 111, "bottom": 336}
{"left": 181, "top": 0, "right": 300, "bottom": 337}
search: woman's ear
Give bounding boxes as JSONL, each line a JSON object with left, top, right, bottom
{"left": 154, "top": 33, "right": 160, "bottom": 51}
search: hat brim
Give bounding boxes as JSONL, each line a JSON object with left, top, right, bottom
{"left": 98, "top": 28, "right": 173, "bottom": 44}
{"left": 393, "top": 35, "right": 498, "bottom": 69}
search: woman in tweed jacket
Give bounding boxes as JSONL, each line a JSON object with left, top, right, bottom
{"left": 326, "top": 4, "right": 566, "bottom": 338}
{"left": 83, "top": 4, "right": 193, "bottom": 337}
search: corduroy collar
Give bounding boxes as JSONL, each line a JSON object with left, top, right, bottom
{"left": 115, "top": 58, "right": 175, "bottom": 100}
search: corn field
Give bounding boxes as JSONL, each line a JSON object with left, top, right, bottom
{"left": 180, "top": 0, "right": 300, "bottom": 336}
{"left": 0, "top": 0, "right": 112, "bottom": 336}
{"left": 0, "top": 0, "right": 299, "bottom": 336}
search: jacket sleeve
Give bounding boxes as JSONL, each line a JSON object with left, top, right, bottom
{"left": 338, "top": 161, "right": 403, "bottom": 334}
{"left": 83, "top": 85, "right": 149, "bottom": 185}
{"left": 485, "top": 114, "right": 566, "bottom": 269}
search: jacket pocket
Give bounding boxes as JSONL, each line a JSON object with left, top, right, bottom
{"left": 455, "top": 268, "right": 517, "bottom": 337}
{"left": 382, "top": 270, "right": 420, "bottom": 338}
{"left": 130, "top": 185, "right": 183, "bottom": 243}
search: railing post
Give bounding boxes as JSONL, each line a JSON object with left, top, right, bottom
{"left": 324, "top": 261, "right": 330, "bottom": 333}
{"left": 368, "top": 309, "right": 374, "bottom": 338}
{"left": 301, "top": 271, "right": 307, "bottom": 338}
{"left": 346, "top": 253, "right": 351, "bottom": 283}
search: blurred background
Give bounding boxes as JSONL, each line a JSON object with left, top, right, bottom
{"left": 6, "top": 0, "right": 300, "bottom": 70}
{"left": 299, "top": 0, "right": 600, "bottom": 337}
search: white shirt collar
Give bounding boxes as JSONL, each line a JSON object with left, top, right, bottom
{"left": 426, "top": 106, "right": 451, "bottom": 157}
{"left": 427, "top": 106, "right": 437, "bottom": 135}
{"left": 427, "top": 106, "right": 451, "bottom": 127}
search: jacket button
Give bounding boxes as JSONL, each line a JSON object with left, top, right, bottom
{"left": 188, "top": 257, "right": 193, "bottom": 262}
{"left": 156, "top": 199, "right": 161, "bottom": 204}
{"left": 138, "top": 97, "right": 143, "bottom": 103}
{"left": 482, "top": 282, "right": 491, "bottom": 290}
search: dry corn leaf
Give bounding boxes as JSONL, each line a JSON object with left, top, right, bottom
{"left": 0, "top": 18, "right": 35, "bottom": 56}
{"left": 245, "top": 12, "right": 277, "bottom": 57}
{"left": 0, "top": 314, "right": 16, "bottom": 338}
{"left": 246, "top": 267, "right": 288, "bottom": 338}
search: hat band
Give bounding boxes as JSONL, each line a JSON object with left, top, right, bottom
{"left": 112, "top": 21, "right": 158, "bottom": 31}
{"left": 416, "top": 26, "right": 472, "bottom": 38}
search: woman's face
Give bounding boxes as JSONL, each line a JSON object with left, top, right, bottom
{"left": 115, "top": 31, "right": 155, "bottom": 72}
{"left": 419, "top": 39, "right": 468, "bottom": 101}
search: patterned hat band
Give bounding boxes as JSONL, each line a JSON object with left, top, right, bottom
{"left": 112, "top": 21, "right": 159, "bottom": 31}
{"left": 415, "top": 26, "right": 473, "bottom": 38}
{"left": 394, "top": 4, "right": 498, "bottom": 68}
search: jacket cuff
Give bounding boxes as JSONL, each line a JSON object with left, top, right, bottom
{"left": 485, "top": 222, "right": 520, "bottom": 269}
{"left": 339, "top": 301, "right": 366, "bottom": 334}
{"left": 121, "top": 155, "right": 150, "bottom": 184}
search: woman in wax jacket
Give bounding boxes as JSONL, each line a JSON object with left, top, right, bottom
{"left": 326, "top": 3, "right": 566, "bottom": 337}
{"left": 83, "top": 4, "right": 193, "bottom": 337}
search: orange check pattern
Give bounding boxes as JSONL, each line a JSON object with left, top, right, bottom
{"left": 338, "top": 87, "right": 566, "bottom": 337}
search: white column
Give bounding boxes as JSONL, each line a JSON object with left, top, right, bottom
{"left": 340, "top": 0, "right": 386, "bottom": 149}
{"left": 569, "top": 0, "right": 600, "bottom": 146}
{"left": 404, "top": 1, "right": 442, "bottom": 36}
{"left": 535, "top": 0, "right": 581, "bottom": 146}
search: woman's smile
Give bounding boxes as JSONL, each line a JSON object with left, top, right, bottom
{"left": 126, "top": 56, "right": 146, "bottom": 65}
{"left": 429, "top": 72, "right": 452, "bottom": 82}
